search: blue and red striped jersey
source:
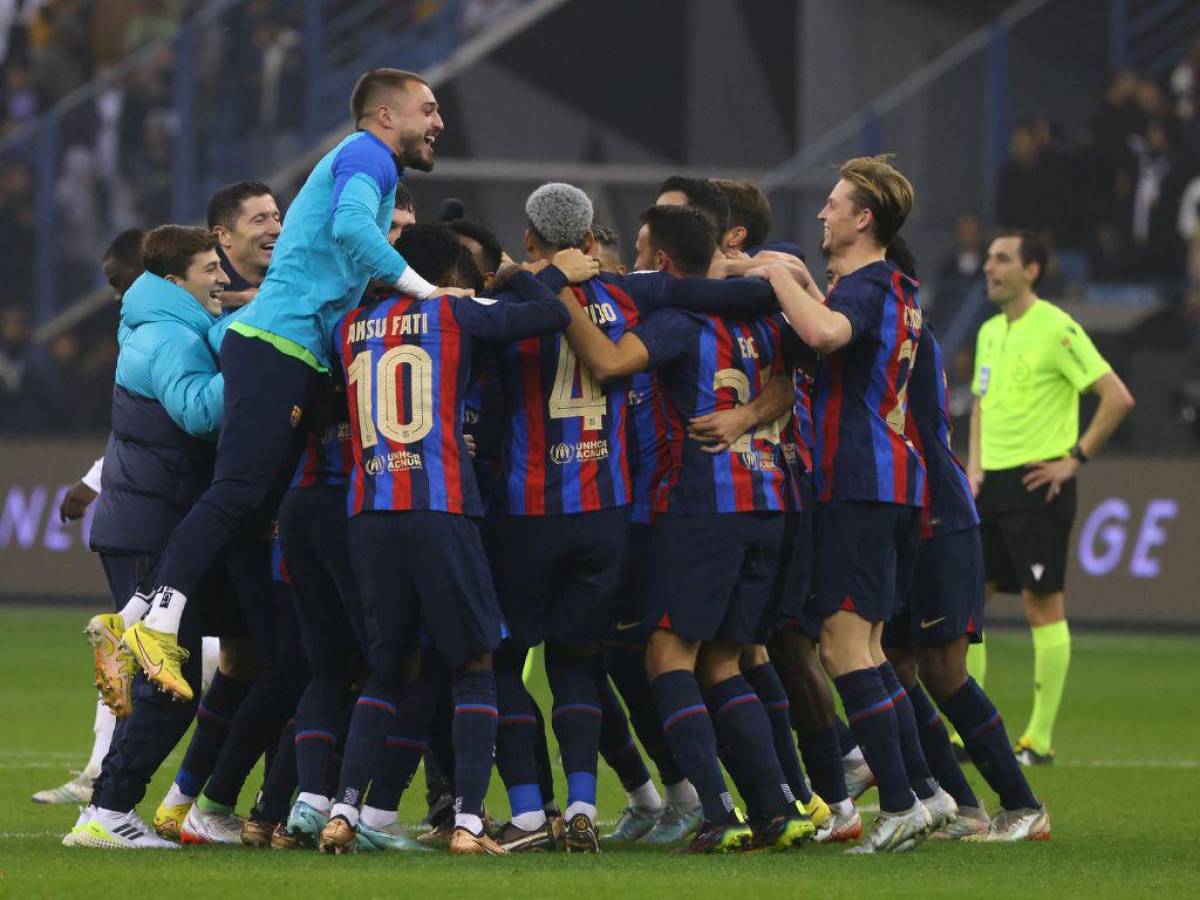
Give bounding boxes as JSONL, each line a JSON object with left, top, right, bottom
{"left": 625, "top": 370, "right": 671, "bottom": 524}
{"left": 490, "top": 270, "right": 779, "bottom": 517}
{"left": 904, "top": 325, "right": 978, "bottom": 537}
{"left": 633, "top": 310, "right": 788, "bottom": 515}
{"left": 336, "top": 271, "right": 569, "bottom": 517}
{"left": 812, "top": 260, "right": 925, "bottom": 506}
{"left": 490, "top": 276, "right": 639, "bottom": 516}
{"left": 270, "top": 521, "right": 290, "bottom": 584}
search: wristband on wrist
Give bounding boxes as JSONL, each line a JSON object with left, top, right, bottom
{"left": 1069, "top": 444, "right": 1089, "bottom": 464}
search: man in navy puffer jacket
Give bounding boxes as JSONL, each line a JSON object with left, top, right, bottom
{"left": 69, "top": 226, "right": 246, "bottom": 850}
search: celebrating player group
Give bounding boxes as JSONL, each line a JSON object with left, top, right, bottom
{"left": 54, "top": 67, "right": 1059, "bottom": 857}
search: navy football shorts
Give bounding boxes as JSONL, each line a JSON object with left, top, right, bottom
{"left": 483, "top": 506, "right": 630, "bottom": 647}
{"left": 645, "top": 511, "right": 784, "bottom": 646}
{"left": 607, "top": 521, "right": 654, "bottom": 645}
{"left": 348, "top": 510, "right": 503, "bottom": 676}
{"left": 769, "top": 474, "right": 821, "bottom": 642}
{"left": 812, "top": 500, "right": 920, "bottom": 624}
{"left": 885, "top": 526, "right": 985, "bottom": 649}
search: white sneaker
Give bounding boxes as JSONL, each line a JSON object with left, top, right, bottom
{"left": 180, "top": 804, "right": 246, "bottom": 845}
{"left": 920, "top": 787, "right": 959, "bottom": 833}
{"left": 932, "top": 803, "right": 989, "bottom": 839}
{"left": 62, "top": 806, "right": 94, "bottom": 846}
{"left": 965, "top": 804, "right": 1051, "bottom": 842}
{"left": 843, "top": 756, "right": 875, "bottom": 801}
{"left": 815, "top": 803, "right": 863, "bottom": 843}
{"left": 845, "top": 798, "right": 931, "bottom": 854}
{"left": 33, "top": 769, "right": 95, "bottom": 805}
{"left": 72, "top": 808, "right": 178, "bottom": 849}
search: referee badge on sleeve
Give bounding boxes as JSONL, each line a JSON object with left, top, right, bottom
{"left": 978, "top": 365, "right": 990, "bottom": 395}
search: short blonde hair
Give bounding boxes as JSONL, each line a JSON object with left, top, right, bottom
{"left": 838, "top": 154, "right": 914, "bottom": 246}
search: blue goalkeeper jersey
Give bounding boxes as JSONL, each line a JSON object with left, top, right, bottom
{"left": 232, "top": 130, "right": 414, "bottom": 371}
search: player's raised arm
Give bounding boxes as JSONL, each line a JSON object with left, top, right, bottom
{"left": 455, "top": 267, "right": 571, "bottom": 341}
{"left": 759, "top": 263, "right": 851, "bottom": 355}
{"left": 558, "top": 291, "right": 649, "bottom": 382}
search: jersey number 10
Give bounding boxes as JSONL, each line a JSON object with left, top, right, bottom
{"left": 347, "top": 346, "right": 435, "bottom": 448}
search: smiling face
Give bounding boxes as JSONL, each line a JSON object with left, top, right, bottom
{"left": 170, "top": 249, "right": 230, "bottom": 314}
{"left": 817, "top": 178, "right": 869, "bottom": 257}
{"left": 216, "top": 192, "right": 280, "bottom": 278}
{"left": 388, "top": 82, "right": 443, "bottom": 172}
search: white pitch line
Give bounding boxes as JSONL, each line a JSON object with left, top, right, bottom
{"left": 1059, "top": 759, "right": 1198, "bottom": 769}
{"left": 0, "top": 831, "right": 63, "bottom": 839}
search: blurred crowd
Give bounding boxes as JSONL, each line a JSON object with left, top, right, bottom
{"left": 930, "top": 48, "right": 1200, "bottom": 343}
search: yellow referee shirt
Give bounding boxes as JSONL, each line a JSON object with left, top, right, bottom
{"left": 971, "top": 299, "right": 1111, "bottom": 470}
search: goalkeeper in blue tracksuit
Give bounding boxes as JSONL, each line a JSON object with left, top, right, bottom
{"left": 120, "top": 68, "right": 461, "bottom": 697}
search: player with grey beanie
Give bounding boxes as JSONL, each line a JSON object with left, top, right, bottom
{"left": 525, "top": 182, "right": 594, "bottom": 248}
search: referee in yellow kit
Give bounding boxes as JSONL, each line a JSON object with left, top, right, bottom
{"left": 968, "top": 230, "right": 1135, "bottom": 766}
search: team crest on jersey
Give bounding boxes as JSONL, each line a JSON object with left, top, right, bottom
{"left": 549, "top": 439, "right": 610, "bottom": 465}
{"left": 290, "top": 405, "right": 304, "bottom": 428}
{"left": 364, "top": 450, "right": 423, "bottom": 475}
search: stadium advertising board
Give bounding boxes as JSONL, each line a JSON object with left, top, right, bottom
{"left": 1, "top": 440, "right": 1198, "bottom": 625}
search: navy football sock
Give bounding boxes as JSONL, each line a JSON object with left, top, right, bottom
{"left": 545, "top": 645, "right": 603, "bottom": 815}
{"left": 293, "top": 676, "right": 346, "bottom": 797}
{"left": 652, "top": 670, "right": 735, "bottom": 825}
{"left": 427, "top": 687, "right": 456, "bottom": 798}
{"left": 796, "top": 726, "right": 850, "bottom": 804}
{"left": 877, "top": 662, "right": 935, "bottom": 800}
{"left": 530, "top": 694, "right": 556, "bottom": 809}
{"left": 451, "top": 669, "right": 498, "bottom": 820}
{"left": 835, "top": 716, "right": 859, "bottom": 756}
{"left": 705, "top": 693, "right": 760, "bottom": 817}
{"left": 605, "top": 642, "right": 683, "bottom": 785}
{"left": 175, "top": 671, "right": 251, "bottom": 797}
{"left": 258, "top": 719, "right": 297, "bottom": 824}
{"left": 597, "top": 669, "right": 653, "bottom": 792}
{"left": 834, "top": 668, "right": 914, "bottom": 813}
{"left": 494, "top": 646, "right": 544, "bottom": 816}
{"left": 708, "top": 675, "right": 794, "bottom": 820}
{"left": 908, "top": 681, "right": 978, "bottom": 809}
{"left": 334, "top": 688, "right": 398, "bottom": 813}
{"left": 203, "top": 676, "right": 295, "bottom": 808}
{"left": 370, "top": 660, "right": 445, "bottom": 813}
{"left": 940, "top": 677, "right": 1040, "bottom": 811}
{"left": 744, "top": 663, "right": 813, "bottom": 805}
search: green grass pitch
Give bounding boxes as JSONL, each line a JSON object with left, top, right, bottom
{"left": 1, "top": 606, "right": 1197, "bottom": 898}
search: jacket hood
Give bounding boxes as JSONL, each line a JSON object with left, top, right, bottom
{"left": 120, "top": 272, "right": 217, "bottom": 340}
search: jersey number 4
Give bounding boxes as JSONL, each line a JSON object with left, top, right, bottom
{"left": 347, "top": 347, "right": 434, "bottom": 447}
{"left": 549, "top": 336, "right": 605, "bottom": 430}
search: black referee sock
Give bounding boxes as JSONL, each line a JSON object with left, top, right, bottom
{"left": 908, "top": 681, "right": 979, "bottom": 810}
{"left": 834, "top": 667, "right": 914, "bottom": 814}
{"left": 877, "top": 662, "right": 936, "bottom": 801}
{"left": 743, "top": 662, "right": 814, "bottom": 805}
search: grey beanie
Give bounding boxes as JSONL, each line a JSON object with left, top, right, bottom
{"left": 526, "top": 182, "right": 593, "bottom": 247}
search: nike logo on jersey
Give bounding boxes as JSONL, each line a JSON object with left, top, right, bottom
{"left": 920, "top": 617, "right": 947, "bottom": 629}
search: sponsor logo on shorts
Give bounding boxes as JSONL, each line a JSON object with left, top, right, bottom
{"left": 548, "top": 439, "right": 610, "bottom": 465}
{"left": 920, "top": 616, "right": 947, "bottom": 629}
{"left": 364, "top": 450, "right": 423, "bottom": 475}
